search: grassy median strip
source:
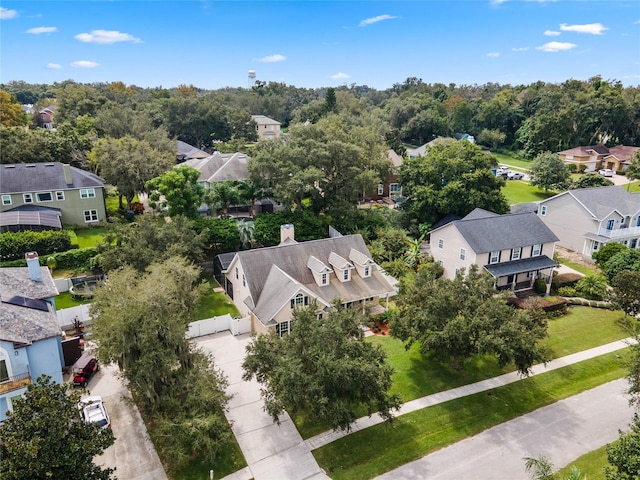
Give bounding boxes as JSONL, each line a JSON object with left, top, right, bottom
{"left": 313, "top": 350, "right": 629, "bottom": 480}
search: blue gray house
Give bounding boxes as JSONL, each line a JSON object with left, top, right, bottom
{"left": 0, "top": 252, "right": 64, "bottom": 422}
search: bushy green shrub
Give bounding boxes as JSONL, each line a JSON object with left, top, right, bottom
{"left": 533, "top": 278, "right": 547, "bottom": 295}
{"left": 557, "top": 286, "right": 577, "bottom": 297}
{"left": 0, "top": 230, "right": 72, "bottom": 261}
{"left": 551, "top": 272, "right": 582, "bottom": 290}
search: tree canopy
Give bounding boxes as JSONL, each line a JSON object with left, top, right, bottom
{"left": 390, "top": 265, "right": 548, "bottom": 374}
{"left": 242, "top": 303, "right": 401, "bottom": 432}
{"left": 0, "top": 375, "right": 115, "bottom": 480}
{"left": 529, "top": 151, "right": 572, "bottom": 192}
{"left": 570, "top": 172, "right": 614, "bottom": 189}
{"left": 146, "top": 165, "right": 205, "bottom": 218}
{"left": 398, "top": 139, "right": 509, "bottom": 228}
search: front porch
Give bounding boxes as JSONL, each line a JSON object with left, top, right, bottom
{"left": 484, "top": 256, "right": 557, "bottom": 295}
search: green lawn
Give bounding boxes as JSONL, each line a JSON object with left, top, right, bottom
{"left": 55, "top": 291, "right": 93, "bottom": 309}
{"left": 68, "top": 226, "right": 110, "bottom": 248}
{"left": 193, "top": 277, "right": 240, "bottom": 320}
{"left": 502, "top": 180, "right": 554, "bottom": 204}
{"left": 555, "top": 443, "right": 611, "bottom": 480}
{"left": 493, "top": 152, "right": 533, "bottom": 170}
{"left": 313, "top": 350, "right": 629, "bottom": 480}
{"left": 555, "top": 256, "right": 602, "bottom": 276}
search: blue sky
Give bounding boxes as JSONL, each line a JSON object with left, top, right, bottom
{"left": 1, "top": 1, "right": 639, "bottom": 90}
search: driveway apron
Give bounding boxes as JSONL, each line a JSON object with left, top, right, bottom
{"left": 194, "top": 332, "right": 330, "bottom": 480}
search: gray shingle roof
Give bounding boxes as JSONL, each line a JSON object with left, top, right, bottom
{"left": 184, "top": 152, "right": 250, "bottom": 183}
{"left": 443, "top": 211, "right": 559, "bottom": 253}
{"left": 484, "top": 255, "right": 557, "bottom": 277}
{"left": 235, "top": 235, "right": 395, "bottom": 324}
{"left": 0, "top": 266, "right": 59, "bottom": 300}
{"left": 251, "top": 115, "right": 281, "bottom": 126}
{"left": 0, "top": 163, "right": 104, "bottom": 194}
{"left": 564, "top": 186, "right": 640, "bottom": 219}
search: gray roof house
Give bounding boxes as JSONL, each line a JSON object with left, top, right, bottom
{"left": 251, "top": 115, "right": 281, "bottom": 140}
{"left": 184, "top": 152, "right": 250, "bottom": 188}
{"left": 537, "top": 185, "right": 640, "bottom": 258}
{"left": 176, "top": 140, "right": 209, "bottom": 163}
{"left": 221, "top": 225, "right": 397, "bottom": 335}
{"left": 0, "top": 252, "right": 64, "bottom": 423}
{"left": 0, "top": 163, "right": 106, "bottom": 230}
{"left": 430, "top": 208, "right": 558, "bottom": 293}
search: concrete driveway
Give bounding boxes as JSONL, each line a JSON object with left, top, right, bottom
{"left": 194, "top": 332, "right": 330, "bottom": 480}
{"left": 83, "top": 362, "right": 168, "bottom": 480}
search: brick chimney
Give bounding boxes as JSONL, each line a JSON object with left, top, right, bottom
{"left": 63, "top": 164, "right": 73, "bottom": 186}
{"left": 280, "top": 224, "right": 295, "bottom": 244}
{"left": 25, "top": 251, "right": 42, "bottom": 282}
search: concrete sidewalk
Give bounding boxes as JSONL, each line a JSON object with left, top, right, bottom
{"left": 194, "top": 332, "right": 330, "bottom": 480}
{"left": 305, "top": 337, "right": 636, "bottom": 450}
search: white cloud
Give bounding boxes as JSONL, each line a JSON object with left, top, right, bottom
{"left": 71, "top": 60, "right": 100, "bottom": 68}
{"left": 329, "top": 72, "right": 350, "bottom": 80}
{"left": 634, "top": 19, "right": 640, "bottom": 24}
{"left": 359, "top": 14, "right": 398, "bottom": 27}
{"left": 26, "top": 26, "right": 57, "bottom": 34}
{"left": 75, "top": 30, "right": 141, "bottom": 44}
{"left": 512, "top": 46, "right": 530, "bottom": 51}
{"left": 536, "top": 41, "right": 577, "bottom": 52}
{"left": 259, "top": 54, "right": 286, "bottom": 63}
{"left": 0, "top": 7, "right": 18, "bottom": 19}
{"left": 490, "top": 0, "right": 509, "bottom": 5}
{"left": 47, "top": 63, "right": 62, "bottom": 70}
{"left": 486, "top": 52, "right": 500, "bottom": 57}
{"left": 544, "top": 30, "right": 561, "bottom": 36}
{"left": 560, "top": 23, "right": 608, "bottom": 35}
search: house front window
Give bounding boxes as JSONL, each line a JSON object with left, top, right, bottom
{"left": 489, "top": 251, "right": 500, "bottom": 264}
{"left": 23, "top": 193, "right": 33, "bottom": 204}
{"left": 389, "top": 183, "right": 401, "bottom": 197}
{"left": 0, "top": 359, "right": 8, "bottom": 382}
{"left": 540, "top": 206, "right": 547, "bottom": 216}
{"left": 83, "top": 209, "right": 98, "bottom": 222}
{"left": 1, "top": 195, "right": 11, "bottom": 205}
{"left": 438, "top": 238, "right": 444, "bottom": 249}
{"left": 55, "top": 191, "right": 65, "bottom": 201}
{"left": 606, "top": 219, "right": 615, "bottom": 231}
{"left": 511, "top": 248, "right": 521, "bottom": 260}
{"left": 276, "top": 320, "right": 291, "bottom": 337}
{"left": 343, "top": 269, "right": 350, "bottom": 281}
{"left": 321, "top": 273, "right": 327, "bottom": 285}
{"left": 377, "top": 184, "right": 384, "bottom": 195}
{"left": 242, "top": 274, "right": 246, "bottom": 287}
{"left": 364, "top": 265, "right": 370, "bottom": 277}
{"left": 631, "top": 239, "right": 638, "bottom": 249}
{"left": 290, "top": 293, "right": 309, "bottom": 309}
{"left": 532, "top": 244, "right": 542, "bottom": 257}
{"left": 36, "top": 192, "right": 52, "bottom": 202}
{"left": 460, "top": 248, "right": 466, "bottom": 261}
{"left": 637, "top": 217, "right": 640, "bottom": 227}
{"left": 80, "top": 188, "right": 96, "bottom": 199}
{"left": 593, "top": 241, "right": 600, "bottom": 252}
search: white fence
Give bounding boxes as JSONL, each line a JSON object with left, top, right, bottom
{"left": 57, "top": 305, "right": 251, "bottom": 338}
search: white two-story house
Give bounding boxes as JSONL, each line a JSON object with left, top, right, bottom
{"left": 537, "top": 186, "right": 640, "bottom": 258}
{"left": 430, "top": 209, "right": 559, "bottom": 294}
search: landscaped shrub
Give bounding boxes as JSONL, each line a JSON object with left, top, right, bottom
{"left": 575, "top": 274, "right": 608, "bottom": 300}
{"left": 0, "top": 247, "right": 98, "bottom": 272}
{"left": 533, "top": 278, "right": 547, "bottom": 295}
{"left": 551, "top": 272, "right": 582, "bottom": 290}
{"left": 0, "top": 230, "right": 72, "bottom": 261}
{"left": 557, "top": 286, "right": 577, "bottom": 297}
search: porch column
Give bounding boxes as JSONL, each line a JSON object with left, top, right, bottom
{"left": 545, "top": 267, "right": 553, "bottom": 296}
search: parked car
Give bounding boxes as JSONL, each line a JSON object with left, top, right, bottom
{"left": 599, "top": 168, "right": 614, "bottom": 177}
{"left": 507, "top": 171, "right": 525, "bottom": 180}
{"left": 72, "top": 351, "right": 99, "bottom": 387}
{"left": 496, "top": 166, "right": 509, "bottom": 176}
{"left": 79, "top": 396, "right": 110, "bottom": 429}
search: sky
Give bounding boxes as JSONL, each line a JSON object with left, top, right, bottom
{"left": 1, "top": 1, "right": 639, "bottom": 91}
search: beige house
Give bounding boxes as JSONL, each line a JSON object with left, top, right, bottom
{"left": 430, "top": 209, "right": 558, "bottom": 293}
{"left": 558, "top": 145, "right": 639, "bottom": 172}
{"left": 537, "top": 185, "right": 640, "bottom": 258}
{"left": 251, "top": 115, "right": 281, "bottom": 140}
{"left": 221, "top": 225, "right": 396, "bottom": 335}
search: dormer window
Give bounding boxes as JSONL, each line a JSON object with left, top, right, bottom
{"left": 343, "top": 269, "right": 350, "bottom": 281}
{"left": 364, "top": 265, "right": 370, "bottom": 277}
{"left": 321, "top": 273, "right": 327, "bottom": 285}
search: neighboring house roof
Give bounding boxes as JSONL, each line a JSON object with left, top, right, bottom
{"left": 0, "top": 163, "right": 104, "bottom": 194}
{"left": 510, "top": 203, "right": 539, "bottom": 215}
{"left": 406, "top": 137, "right": 452, "bottom": 158}
{"left": 387, "top": 149, "right": 404, "bottom": 168}
{"left": 553, "top": 186, "right": 640, "bottom": 219}
{"left": 251, "top": 115, "right": 281, "bottom": 126}
{"left": 431, "top": 214, "right": 462, "bottom": 231}
{"left": 558, "top": 145, "right": 610, "bottom": 156}
{"left": 606, "top": 145, "right": 640, "bottom": 163}
{"left": 177, "top": 140, "right": 209, "bottom": 160}
{"left": 0, "top": 208, "right": 62, "bottom": 230}
{"left": 433, "top": 208, "right": 559, "bottom": 253}
{"left": 184, "top": 152, "right": 250, "bottom": 183}
{"left": 0, "top": 265, "right": 60, "bottom": 344}
{"left": 232, "top": 234, "right": 395, "bottom": 325}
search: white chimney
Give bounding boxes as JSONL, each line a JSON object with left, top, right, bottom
{"left": 280, "top": 224, "right": 295, "bottom": 244}
{"left": 25, "top": 251, "right": 42, "bottom": 282}
{"left": 63, "top": 164, "right": 73, "bottom": 186}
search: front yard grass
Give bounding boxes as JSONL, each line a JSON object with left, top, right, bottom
{"left": 295, "top": 306, "right": 631, "bottom": 439}
{"left": 555, "top": 256, "right": 601, "bottom": 276}
{"left": 313, "top": 350, "right": 629, "bottom": 479}
{"left": 493, "top": 152, "right": 532, "bottom": 170}
{"left": 556, "top": 443, "right": 611, "bottom": 480}
{"left": 67, "top": 226, "right": 110, "bottom": 249}
{"left": 194, "top": 277, "right": 240, "bottom": 320}
{"left": 502, "top": 180, "right": 554, "bottom": 204}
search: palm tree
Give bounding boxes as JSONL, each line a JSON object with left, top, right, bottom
{"left": 523, "top": 455, "right": 585, "bottom": 480}
{"left": 237, "top": 180, "right": 263, "bottom": 217}
{"left": 205, "top": 181, "right": 240, "bottom": 217}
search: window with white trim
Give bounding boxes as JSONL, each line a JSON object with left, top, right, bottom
{"left": 438, "top": 238, "right": 444, "bottom": 249}
{"left": 460, "top": 248, "right": 466, "bottom": 261}
{"left": 36, "top": 192, "right": 52, "bottom": 202}
{"left": 1, "top": 195, "right": 11, "bottom": 206}
{"left": 23, "top": 193, "right": 33, "bottom": 204}
{"left": 511, "top": 247, "right": 521, "bottom": 260}
{"left": 55, "top": 191, "right": 65, "bottom": 201}
{"left": 0, "top": 359, "right": 8, "bottom": 382}
{"left": 321, "top": 273, "right": 327, "bottom": 285}
{"left": 242, "top": 274, "right": 246, "bottom": 287}
{"left": 532, "top": 244, "right": 542, "bottom": 257}
{"left": 377, "top": 184, "right": 384, "bottom": 195}
{"left": 80, "top": 188, "right": 96, "bottom": 199}
{"left": 83, "top": 209, "right": 98, "bottom": 222}
{"left": 593, "top": 241, "right": 600, "bottom": 252}
{"left": 290, "top": 293, "right": 309, "bottom": 309}
{"left": 364, "top": 265, "right": 370, "bottom": 277}
{"left": 235, "top": 267, "right": 238, "bottom": 279}
{"left": 489, "top": 251, "right": 500, "bottom": 264}
{"left": 389, "top": 183, "right": 401, "bottom": 196}
{"left": 275, "top": 320, "right": 291, "bottom": 337}
{"left": 343, "top": 269, "right": 350, "bottom": 281}
{"left": 540, "top": 205, "right": 547, "bottom": 216}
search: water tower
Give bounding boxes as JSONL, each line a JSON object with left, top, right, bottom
{"left": 248, "top": 70, "right": 256, "bottom": 88}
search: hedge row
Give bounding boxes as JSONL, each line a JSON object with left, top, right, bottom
{"left": 0, "top": 247, "right": 98, "bottom": 272}
{"left": 0, "top": 230, "right": 73, "bottom": 261}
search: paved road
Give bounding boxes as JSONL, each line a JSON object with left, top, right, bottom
{"left": 374, "top": 379, "right": 633, "bottom": 480}
{"left": 86, "top": 362, "right": 168, "bottom": 480}
{"left": 194, "top": 332, "right": 330, "bottom": 480}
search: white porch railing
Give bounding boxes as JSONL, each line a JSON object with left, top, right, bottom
{"left": 597, "top": 225, "right": 640, "bottom": 239}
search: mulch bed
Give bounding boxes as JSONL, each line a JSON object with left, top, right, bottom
{"left": 369, "top": 321, "right": 390, "bottom": 336}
